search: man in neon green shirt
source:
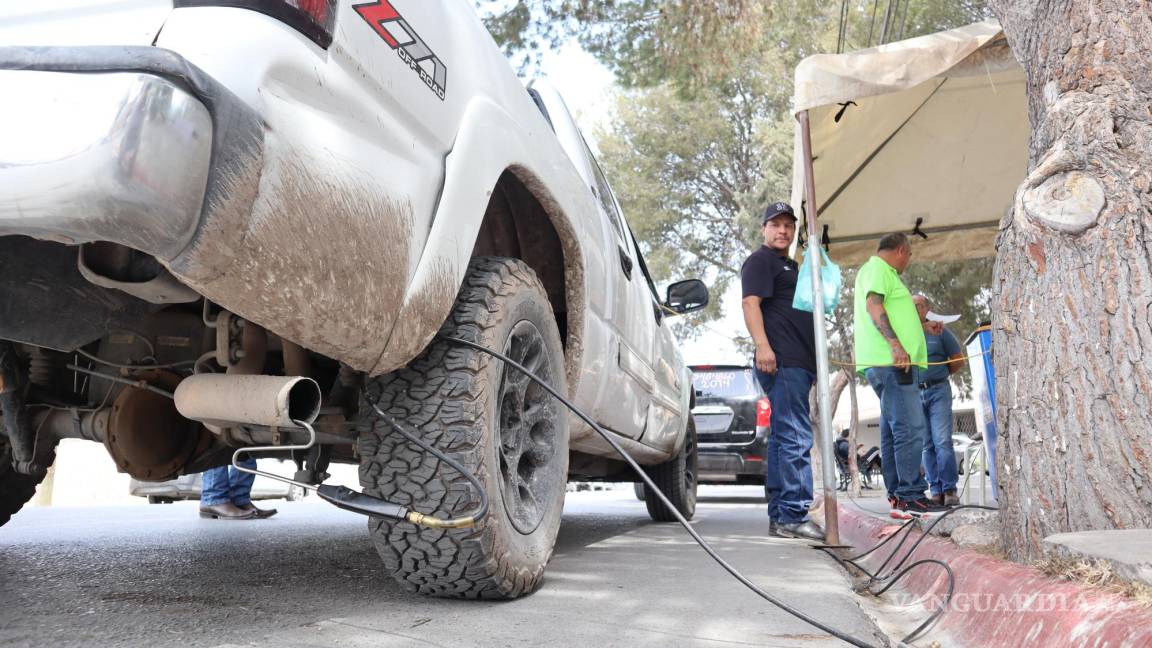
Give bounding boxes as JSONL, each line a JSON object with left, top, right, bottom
{"left": 853, "top": 233, "right": 945, "bottom": 518}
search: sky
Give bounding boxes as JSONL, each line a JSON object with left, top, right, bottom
{"left": 538, "top": 41, "right": 750, "bottom": 367}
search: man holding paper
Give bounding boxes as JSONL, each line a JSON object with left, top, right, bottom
{"left": 913, "top": 294, "right": 966, "bottom": 507}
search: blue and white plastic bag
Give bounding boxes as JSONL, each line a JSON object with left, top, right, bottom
{"left": 792, "top": 246, "right": 842, "bottom": 313}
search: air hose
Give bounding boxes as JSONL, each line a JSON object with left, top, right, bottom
{"left": 820, "top": 501, "right": 999, "bottom": 643}
{"left": 436, "top": 335, "right": 882, "bottom": 648}
{"left": 227, "top": 333, "right": 971, "bottom": 647}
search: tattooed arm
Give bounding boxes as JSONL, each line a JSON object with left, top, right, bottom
{"left": 866, "top": 292, "right": 910, "bottom": 370}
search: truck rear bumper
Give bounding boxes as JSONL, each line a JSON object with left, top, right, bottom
{"left": 0, "top": 47, "right": 267, "bottom": 352}
{"left": 0, "top": 69, "right": 211, "bottom": 259}
{"left": 0, "top": 46, "right": 264, "bottom": 264}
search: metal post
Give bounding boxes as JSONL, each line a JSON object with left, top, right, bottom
{"left": 798, "top": 110, "right": 839, "bottom": 545}
{"left": 979, "top": 443, "right": 987, "bottom": 506}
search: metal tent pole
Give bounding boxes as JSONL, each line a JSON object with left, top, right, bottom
{"left": 798, "top": 110, "right": 839, "bottom": 545}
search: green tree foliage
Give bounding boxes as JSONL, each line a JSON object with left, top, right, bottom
{"left": 593, "top": 70, "right": 792, "bottom": 327}
{"left": 475, "top": 1, "right": 992, "bottom": 83}
{"left": 474, "top": 0, "right": 997, "bottom": 381}
{"left": 836, "top": 0, "right": 993, "bottom": 52}
{"left": 474, "top": 0, "right": 776, "bottom": 86}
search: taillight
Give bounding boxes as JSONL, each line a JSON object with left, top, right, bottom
{"left": 298, "top": 1, "right": 333, "bottom": 22}
{"left": 756, "top": 397, "right": 772, "bottom": 428}
{"left": 175, "top": 1, "right": 339, "bottom": 48}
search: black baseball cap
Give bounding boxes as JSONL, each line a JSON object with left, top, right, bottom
{"left": 762, "top": 202, "right": 796, "bottom": 224}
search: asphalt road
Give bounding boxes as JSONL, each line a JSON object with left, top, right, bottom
{"left": 0, "top": 486, "right": 888, "bottom": 648}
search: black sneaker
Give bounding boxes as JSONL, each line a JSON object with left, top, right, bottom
{"left": 768, "top": 520, "right": 783, "bottom": 537}
{"left": 900, "top": 497, "right": 950, "bottom": 517}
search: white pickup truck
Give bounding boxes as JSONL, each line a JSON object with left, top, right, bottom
{"left": 0, "top": 1, "right": 708, "bottom": 599}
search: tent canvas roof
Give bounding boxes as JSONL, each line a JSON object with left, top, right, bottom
{"left": 789, "top": 19, "right": 1029, "bottom": 265}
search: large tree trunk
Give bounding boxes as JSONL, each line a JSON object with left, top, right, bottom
{"left": 990, "top": 0, "right": 1152, "bottom": 560}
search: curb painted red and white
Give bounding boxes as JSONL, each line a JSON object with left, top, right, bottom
{"left": 837, "top": 506, "right": 1152, "bottom": 648}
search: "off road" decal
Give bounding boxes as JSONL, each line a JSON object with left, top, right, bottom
{"left": 353, "top": 0, "right": 447, "bottom": 100}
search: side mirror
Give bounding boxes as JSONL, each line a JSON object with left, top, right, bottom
{"left": 663, "top": 279, "right": 709, "bottom": 316}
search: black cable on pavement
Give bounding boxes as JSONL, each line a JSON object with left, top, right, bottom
{"left": 871, "top": 559, "right": 956, "bottom": 643}
{"left": 440, "top": 335, "right": 880, "bottom": 648}
{"left": 823, "top": 501, "right": 999, "bottom": 643}
{"left": 871, "top": 505, "right": 999, "bottom": 584}
{"left": 869, "top": 518, "right": 922, "bottom": 583}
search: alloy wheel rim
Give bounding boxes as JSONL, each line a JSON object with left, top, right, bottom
{"left": 495, "top": 320, "right": 559, "bottom": 534}
{"left": 684, "top": 426, "right": 697, "bottom": 507}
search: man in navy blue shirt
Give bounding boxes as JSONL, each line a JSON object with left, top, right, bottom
{"left": 740, "top": 202, "right": 822, "bottom": 541}
{"left": 913, "top": 294, "right": 966, "bottom": 507}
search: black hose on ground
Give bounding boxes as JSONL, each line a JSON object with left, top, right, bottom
{"left": 871, "top": 559, "right": 956, "bottom": 643}
{"left": 439, "top": 335, "right": 881, "bottom": 648}
{"left": 824, "top": 498, "right": 1000, "bottom": 642}
{"left": 871, "top": 505, "right": 998, "bottom": 584}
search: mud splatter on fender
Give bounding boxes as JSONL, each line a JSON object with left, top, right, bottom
{"left": 371, "top": 259, "right": 458, "bottom": 375}
{"left": 166, "top": 133, "right": 413, "bottom": 371}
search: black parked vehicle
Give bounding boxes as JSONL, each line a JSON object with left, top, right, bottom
{"left": 637, "top": 365, "right": 770, "bottom": 501}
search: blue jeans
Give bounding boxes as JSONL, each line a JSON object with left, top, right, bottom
{"left": 755, "top": 367, "right": 816, "bottom": 524}
{"left": 864, "top": 367, "right": 929, "bottom": 502}
{"left": 920, "top": 382, "right": 958, "bottom": 496}
{"left": 200, "top": 458, "right": 257, "bottom": 506}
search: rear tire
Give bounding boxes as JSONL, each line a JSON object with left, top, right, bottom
{"left": 642, "top": 418, "right": 697, "bottom": 522}
{"left": 633, "top": 481, "right": 645, "bottom": 501}
{"left": 0, "top": 435, "right": 54, "bottom": 527}
{"left": 358, "top": 257, "right": 569, "bottom": 599}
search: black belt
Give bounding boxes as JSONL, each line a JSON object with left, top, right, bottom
{"left": 918, "top": 377, "right": 949, "bottom": 390}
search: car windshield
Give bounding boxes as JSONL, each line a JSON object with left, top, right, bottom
{"left": 692, "top": 369, "right": 756, "bottom": 400}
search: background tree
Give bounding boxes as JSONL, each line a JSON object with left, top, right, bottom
{"left": 593, "top": 70, "right": 792, "bottom": 329}
{"left": 989, "top": 0, "right": 1152, "bottom": 560}
{"left": 836, "top": 0, "right": 993, "bottom": 52}
{"left": 476, "top": 0, "right": 992, "bottom": 83}
{"left": 576, "top": 0, "right": 995, "bottom": 380}
{"left": 475, "top": 0, "right": 787, "bottom": 87}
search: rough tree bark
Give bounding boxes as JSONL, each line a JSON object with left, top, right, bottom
{"left": 990, "top": 0, "right": 1152, "bottom": 560}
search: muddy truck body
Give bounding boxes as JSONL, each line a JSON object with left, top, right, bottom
{"left": 0, "top": 0, "right": 708, "bottom": 598}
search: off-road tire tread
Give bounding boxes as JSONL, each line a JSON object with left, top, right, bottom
{"left": 358, "top": 257, "right": 566, "bottom": 599}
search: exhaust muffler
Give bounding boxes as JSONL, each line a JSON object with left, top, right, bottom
{"left": 173, "top": 374, "right": 321, "bottom": 428}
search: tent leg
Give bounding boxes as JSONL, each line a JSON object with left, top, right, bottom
{"left": 799, "top": 110, "right": 840, "bottom": 546}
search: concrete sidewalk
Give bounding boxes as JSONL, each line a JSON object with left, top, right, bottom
{"left": 225, "top": 489, "right": 889, "bottom": 647}
{"left": 1, "top": 486, "right": 889, "bottom": 648}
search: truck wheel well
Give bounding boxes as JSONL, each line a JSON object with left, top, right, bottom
{"left": 472, "top": 170, "right": 568, "bottom": 345}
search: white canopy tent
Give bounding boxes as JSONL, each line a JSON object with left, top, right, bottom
{"left": 788, "top": 20, "right": 1028, "bottom": 543}
{"left": 790, "top": 19, "right": 1028, "bottom": 265}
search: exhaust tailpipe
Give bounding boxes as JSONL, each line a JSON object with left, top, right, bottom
{"left": 174, "top": 374, "right": 321, "bottom": 428}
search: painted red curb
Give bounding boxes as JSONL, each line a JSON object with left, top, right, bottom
{"left": 838, "top": 506, "right": 1152, "bottom": 648}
